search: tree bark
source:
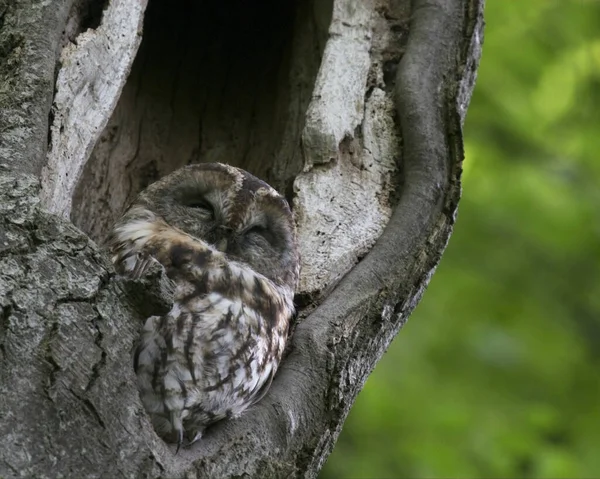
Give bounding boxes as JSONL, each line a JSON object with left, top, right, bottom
{"left": 0, "top": 0, "right": 484, "bottom": 477}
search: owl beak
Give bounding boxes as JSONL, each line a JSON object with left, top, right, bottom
{"left": 214, "top": 225, "right": 232, "bottom": 252}
{"left": 215, "top": 238, "right": 228, "bottom": 252}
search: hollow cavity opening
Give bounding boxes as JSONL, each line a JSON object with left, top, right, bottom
{"left": 71, "top": 0, "right": 331, "bottom": 243}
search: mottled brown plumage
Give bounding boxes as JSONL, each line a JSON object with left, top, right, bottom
{"left": 109, "top": 163, "right": 299, "bottom": 449}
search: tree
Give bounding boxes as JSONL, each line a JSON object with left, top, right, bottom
{"left": 0, "top": 0, "right": 483, "bottom": 477}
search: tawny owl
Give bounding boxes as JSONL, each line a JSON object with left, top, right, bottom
{"left": 109, "top": 163, "right": 300, "bottom": 450}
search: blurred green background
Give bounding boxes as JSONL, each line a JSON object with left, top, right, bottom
{"left": 322, "top": 1, "right": 600, "bottom": 478}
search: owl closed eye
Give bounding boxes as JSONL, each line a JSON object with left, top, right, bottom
{"left": 184, "top": 198, "right": 214, "bottom": 217}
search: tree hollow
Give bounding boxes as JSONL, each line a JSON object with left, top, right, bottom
{"left": 71, "top": 0, "right": 331, "bottom": 245}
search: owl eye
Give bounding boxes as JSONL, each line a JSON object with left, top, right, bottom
{"left": 246, "top": 224, "right": 274, "bottom": 244}
{"left": 246, "top": 224, "right": 265, "bottom": 234}
{"left": 185, "top": 199, "right": 214, "bottom": 217}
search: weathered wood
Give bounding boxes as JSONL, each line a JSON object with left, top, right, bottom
{"left": 40, "top": 0, "right": 148, "bottom": 218}
{"left": 295, "top": 0, "right": 402, "bottom": 297}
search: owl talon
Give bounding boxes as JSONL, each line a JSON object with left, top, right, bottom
{"left": 183, "top": 431, "right": 202, "bottom": 449}
{"left": 175, "top": 428, "right": 184, "bottom": 455}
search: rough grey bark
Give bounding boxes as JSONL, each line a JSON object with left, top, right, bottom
{"left": 0, "top": 0, "right": 484, "bottom": 478}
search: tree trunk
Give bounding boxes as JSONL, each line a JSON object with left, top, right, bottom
{"left": 0, "top": 0, "right": 483, "bottom": 477}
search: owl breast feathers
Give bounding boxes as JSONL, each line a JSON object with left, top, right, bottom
{"left": 109, "top": 163, "right": 300, "bottom": 449}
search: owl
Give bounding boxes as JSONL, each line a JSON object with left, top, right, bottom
{"left": 109, "top": 163, "right": 300, "bottom": 450}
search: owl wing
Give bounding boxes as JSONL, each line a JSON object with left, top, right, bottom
{"left": 109, "top": 206, "right": 222, "bottom": 281}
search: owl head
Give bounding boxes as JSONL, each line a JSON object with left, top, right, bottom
{"left": 132, "top": 163, "right": 300, "bottom": 290}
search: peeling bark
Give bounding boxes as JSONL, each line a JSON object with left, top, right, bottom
{"left": 0, "top": 0, "right": 484, "bottom": 477}
{"left": 40, "top": 0, "right": 148, "bottom": 218}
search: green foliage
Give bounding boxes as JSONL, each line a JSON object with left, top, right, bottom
{"left": 322, "top": 1, "right": 600, "bottom": 477}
